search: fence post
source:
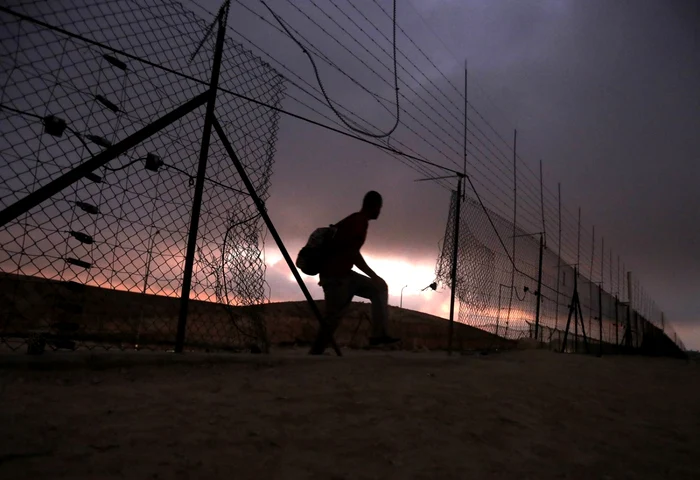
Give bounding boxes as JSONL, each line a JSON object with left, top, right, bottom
{"left": 448, "top": 177, "right": 463, "bottom": 356}
{"left": 212, "top": 118, "right": 342, "bottom": 356}
{"left": 661, "top": 312, "right": 665, "bottom": 332}
{"left": 574, "top": 272, "right": 578, "bottom": 352}
{"left": 626, "top": 271, "right": 634, "bottom": 349}
{"left": 589, "top": 226, "right": 595, "bottom": 336}
{"left": 555, "top": 183, "right": 562, "bottom": 332}
{"left": 615, "top": 295, "right": 619, "bottom": 346}
{"left": 598, "top": 283, "right": 603, "bottom": 357}
{"left": 534, "top": 232, "right": 544, "bottom": 340}
{"left": 175, "top": 2, "right": 229, "bottom": 353}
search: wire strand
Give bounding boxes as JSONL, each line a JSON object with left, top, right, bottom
{"left": 259, "top": 0, "right": 400, "bottom": 139}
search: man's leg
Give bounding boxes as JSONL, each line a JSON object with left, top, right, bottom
{"left": 348, "top": 272, "right": 396, "bottom": 342}
{"left": 309, "top": 276, "right": 354, "bottom": 354}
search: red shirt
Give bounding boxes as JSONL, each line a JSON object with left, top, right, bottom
{"left": 321, "top": 212, "right": 369, "bottom": 277}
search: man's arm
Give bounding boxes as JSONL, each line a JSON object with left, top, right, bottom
{"left": 354, "top": 252, "right": 387, "bottom": 291}
{"left": 354, "top": 251, "right": 378, "bottom": 279}
{"left": 356, "top": 252, "right": 388, "bottom": 290}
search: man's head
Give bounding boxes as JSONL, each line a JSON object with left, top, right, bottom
{"left": 361, "top": 190, "right": 383, "bottom": 220}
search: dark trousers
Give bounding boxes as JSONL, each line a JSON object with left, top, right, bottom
{"left": 310, "top": 271, "right": 389, "bottom": 354}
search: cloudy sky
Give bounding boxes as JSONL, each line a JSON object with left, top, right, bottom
{"left": 197, "top": 0, "right": 699, "bottom": 347}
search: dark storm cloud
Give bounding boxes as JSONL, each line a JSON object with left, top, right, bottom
{"left": 204, "top": 1, "right": 700, "bottom": 345}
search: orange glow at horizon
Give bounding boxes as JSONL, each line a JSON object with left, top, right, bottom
{"left": 265, "top": 248, "right": 543, "bottom": 329}
{"left": 267, "top": 248, "right": 455, "bottom": 319}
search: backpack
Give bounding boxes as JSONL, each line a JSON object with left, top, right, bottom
{"left": 295, "top": 224, "right": 337, "bottom": 276}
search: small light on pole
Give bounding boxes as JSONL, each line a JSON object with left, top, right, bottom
{"left": 400, "top": 284, "right": 408, "bottom": 309}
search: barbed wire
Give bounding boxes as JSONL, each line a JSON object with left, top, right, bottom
{"left": 262, "top": 0, "right": 400, "bottom": 139}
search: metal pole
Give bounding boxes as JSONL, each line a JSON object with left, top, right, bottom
{"left": 598, "top": 283, "right": 603, "bottom": 357}
{"left": 577, "top": 207, "right": 581, "bottom": 266}
{"left": 608, "top": 245, "right": 612, "bottom": 293}
{"left": 512, "top": 130, "right": 517, "bottom": 254}
{"left": 505, "top": 129, "right": 517, "bottom": 345}
{"left": 448, "top": 178, "right": 463, "bottom": 356}
{"left": 400, "top": 285, "right": 407, "bottom": 309}
{"left": 601, "top": 237, "right": 605, "bottom": 290}
{"left": 626, "top": 271, "right": 633, "bottom": 348}
{"left": 615, "top": 295, "right": 619, "bottom": 346}
{"left": 589, "top": 225, "right": 595, "bottom": 336}
{"left": 555, "top": 182, "right": 561, "bottom": 332}
{"left": 539, "top": 160, "right": 546, "bottom": 247}
{"left": 661, "top": 311, "right": 665, "bottom": 332}
{"left": 575, "top": 208, "right": 580, "bottom": 351}
{"left": 627, "top": 271, "right": 633, "bottom": 312}
{"left": 212, "top": 118, "right": 341, "bottom": 356}
{"left": 175, "top": 4, "right": 228, "bottom": 353}
{"left": 574, "top": 267, "right": 578, "bottom": 352}
{"left": 617, "top": 255, "right": 621, "bottom": 297}
{"left": 560, "top": 271, "right": 575, "bottom": 353}
{"left": 577, "top": 290, "right": 590, "bottom": 354}
{"left": 534, "top": 233, "right": 544, "bottom": 340}
{"left": 463, "top": 59, "right": 468, "bottom": 183}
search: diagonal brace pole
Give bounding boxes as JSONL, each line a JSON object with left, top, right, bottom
{"left": 212, "top": 116, "right": 341, "bottom": 356}
{"left": 0, "top": 91, "right": 210, "bottom": 228}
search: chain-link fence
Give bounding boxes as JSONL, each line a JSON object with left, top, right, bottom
{"left": 0, "top": 0, "right": 285, "bottom": 353}
{"left": 0, "top": 0, "right": 688, "bottom": 359}
{"left": 436, "top": 187, "right": 686, "bottom": 357}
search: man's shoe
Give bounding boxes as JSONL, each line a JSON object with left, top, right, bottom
{"left": 368, "top": 335, "right": 401, "bottom": 346}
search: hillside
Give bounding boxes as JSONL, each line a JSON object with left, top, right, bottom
{"left": 0, "top": 272, "right": 514, "bottom": 353}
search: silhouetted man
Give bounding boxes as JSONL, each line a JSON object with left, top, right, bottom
{"left": 310, "top": 191, "right": 400, "bottom": 355}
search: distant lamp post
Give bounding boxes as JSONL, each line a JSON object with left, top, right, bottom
{"left": 421, "top": 282, "right": 438, "bottom": 292}
{"left": 400, "top": 284, "right": 408, "bottom": 309}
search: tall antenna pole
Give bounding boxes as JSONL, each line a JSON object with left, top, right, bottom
{"left": 512, "top": 128, "right": 517, "bottom": 257}
{"left": 577, "top": 208, "right": 581, "bottom": 268}
{"left": 539, "top": 159, "right": 546, "bottom": 247}
{"left": 590, "top": 225, "right": 595, "bottom": 281}
{"left": 447, "top": 59, "right": 468, "bottom": 354}
{"left": 463, "top": 59, "right": 468, "bottom": 181}
{"left": 513, "top": 130, "right": 517, "bottom": 237}
{"left": 555, "top": 182, "right": 562, "bottom": 332}
{"left": 448, "top": 178, "right": 462, "bottom": 356}
{"left": 505, "top": 129, "right": 517, "bottom": 339}
{"left": 609, "top": 248, "right": 613, "bottom": 295}
{"left": 589, "top": 225, "right": 595, "bottom": 335}
{"left": 601, "top": 237, "right": 605, "bottom": 289}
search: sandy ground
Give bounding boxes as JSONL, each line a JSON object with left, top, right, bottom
{"left": 1, "top": 349, "right": 699, "bottom": 480}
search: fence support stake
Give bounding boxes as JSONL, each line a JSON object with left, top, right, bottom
{"left": 212, "top": 117, "right": 341, "bottom": 356}
{"left": 175, "top": 2, "right": 229, "bottom": 353}
{"left": 598, "top": 283, "right": 603, "bottom": 357}
{"left": 534, "top": 233, "right": 544, "bottom": 340}
{"left": 448, "top": 177, "right": 463, "bottom": 356}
